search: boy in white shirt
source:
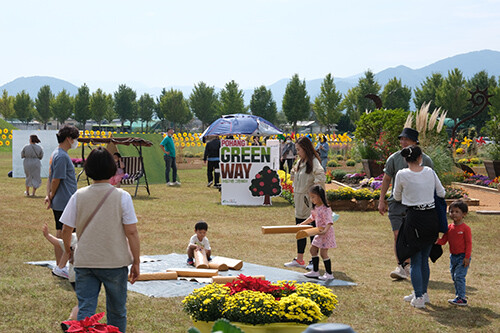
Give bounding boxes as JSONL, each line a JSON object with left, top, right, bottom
{"left": 187, "top": 221, "right": 211, "bottom": 265}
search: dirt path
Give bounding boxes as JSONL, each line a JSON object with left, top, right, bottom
{"left": 325, "top": 182, "right": 500, "bottom": 212}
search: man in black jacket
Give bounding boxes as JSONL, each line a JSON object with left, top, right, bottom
{"left": 203, "top": 136, "right": 221, "bottom": 188}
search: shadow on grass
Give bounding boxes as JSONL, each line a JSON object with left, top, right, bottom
{"left": 426, "top": 303, "right": 500, "bottom": 329}
{"left": 220, "top": 201, "right": 293, "bottom": 208}
{"left": 332, "top": 271, "right": 355, "bottom": 283}
{"left": 428, "top": 280, "right": 478, "bottom": 294}
{"left": 131, "top": 195, "right": 160, "bottom": 201}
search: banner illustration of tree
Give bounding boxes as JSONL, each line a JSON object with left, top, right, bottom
{"left": 248, "top": 166, "right": 282, "bottom": 205}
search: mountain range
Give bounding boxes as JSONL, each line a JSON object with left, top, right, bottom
{"left": 1, "top": 49, "right": 499, "bottom": 110}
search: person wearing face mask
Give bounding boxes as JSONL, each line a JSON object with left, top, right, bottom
{"left": 281, "top": 136, "right": 297, "bottom": 172}
{"left": 45, "top": 124, "right": 80, "bottom": 270}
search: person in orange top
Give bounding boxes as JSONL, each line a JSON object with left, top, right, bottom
{"left": 436, "top": 200, "right": 472, "bottom": 306}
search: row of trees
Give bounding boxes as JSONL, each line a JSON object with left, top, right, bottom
{"left": 1, "top": 68, "right": 498, "bottom": 133}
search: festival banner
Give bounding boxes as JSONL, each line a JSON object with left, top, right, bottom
{"left": 220, "top": 139, "right": 281, "bottom": 206}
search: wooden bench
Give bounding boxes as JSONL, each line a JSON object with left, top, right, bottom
{"left": 120, "top": 156, "right": 150, "bottom": 196}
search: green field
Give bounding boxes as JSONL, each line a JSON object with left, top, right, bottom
{"left": 0, "top": 149, "right": 499, "bottom": 332}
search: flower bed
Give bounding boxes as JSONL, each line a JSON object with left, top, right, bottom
{"left": 183, "top": 275, "right": 338, "bottom": 328}
{"left": 462, "top": 173, "right": 500, "bottom": 189}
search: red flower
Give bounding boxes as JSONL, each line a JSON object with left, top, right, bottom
{"left": 63, "top": 313, "right": 121, "bottom": 333}
{"left": 224, "top": 274, "right": 295, "bottom": 299}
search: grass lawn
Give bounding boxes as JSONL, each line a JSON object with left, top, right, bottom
{"left": 0, "top": 149, "right": 499, "bottom": 332}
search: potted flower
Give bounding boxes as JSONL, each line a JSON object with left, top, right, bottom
{"left": 483, "top": 110, "right": 500, "bottom": 179}
{"left": 61, "top": 312, "right": 121, "bottom": 332}
{"left": 182, "top": 275, "right": 338, "bottom": 333}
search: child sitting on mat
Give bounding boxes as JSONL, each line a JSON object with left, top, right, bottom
{"left": 42, "top": 223, "right": 79, "bottom": 323}
{"left": 300, "top": 185, "right": 337, "bottom": 280}
{"left": 187, "top": 221, "right": 212, "bottom": 266}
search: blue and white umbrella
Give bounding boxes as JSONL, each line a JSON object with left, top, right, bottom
{"left": 200, "top": 114, "right": 283, "bottom": 139}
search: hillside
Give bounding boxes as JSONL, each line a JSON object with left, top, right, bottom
{"left": 1, "top": 49, "right": 499, "bottom": 109}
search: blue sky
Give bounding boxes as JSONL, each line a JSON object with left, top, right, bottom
{"left": 1, "top": 0, "right": 499, "bottom": 90}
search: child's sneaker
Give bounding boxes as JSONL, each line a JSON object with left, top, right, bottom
{"left": 410, "top": 296, "right": 426, "bottom": 308}
{"left": 403, "top": 292, "right": 430, "bottom": 303}
{"left": 187, "top": 258, "right": 194, "bottom": 266}
{"left": 52, "top": 266, "right": 69, "bottom": 279}
{"left": 284, "top": 258, "right": 306, "bottom": 268}
{"left": 304, "top": 271, "right": 320, "bottom": 278}
{"left": 448, "top": 297, "right": 468, "bottom": 306}
{"left": 318, "top": 273, "right": 334, "bottom": 280}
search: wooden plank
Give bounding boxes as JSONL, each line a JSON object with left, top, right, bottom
{"left": 208, "top": 262, "right": 228, "bottom": 271}
{"left": 212, "top": 275, "right": 266, "bottom": 284}
{"left": 210, "top": 256, "right": 243, "bottom": 270}
{"left": 166, "top": 268, "right": 219, "bottom": 277}
{"left": 476, "top": 210, "right": 500, "bottom": 215}
{"left": 132, "top": 272, "right": 178, "bottom": 281}
{"left": 262, "top": 225, "right": 313, "bottom": 234}
{"left": 296, "top": 227, "right": 321, "bottom": 240}
{"left": 194, "top": 249, "right": 209, "bottom": 269}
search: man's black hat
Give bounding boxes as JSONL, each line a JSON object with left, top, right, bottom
{"left": 398, "top": 128, "right": 419, "bottom": 144}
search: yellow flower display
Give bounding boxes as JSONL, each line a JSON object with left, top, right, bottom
{"left": 1, "top": 134, "right": 5, "bottom": 140}
{"left": 222, "top": 290, "right": 279, "bottom": 325}
{"left": 3, "top": 128, "right": 8, "bottom": 133}
{"left": 278, "top": 293, "right": 323, "bottom": 324}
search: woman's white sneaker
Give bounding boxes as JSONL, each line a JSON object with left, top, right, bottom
{"left": 404, "top": 292, "right": 430, "bottom": 303}
{"left": 410, "top": 296, "right": 426, "bottom": 308}
{"left": 318, "top": 273, "right": 334, "bottom": 280}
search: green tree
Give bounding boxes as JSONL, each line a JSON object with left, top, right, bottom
{"left": 313, "top": 73, "right": 342, "bottom": 133}
{"left": 464, "top": 71, "right": 497, "bottom": 132}
{"left": 74, "top": 84, "right": 90, "bottom": 130}
{"left": 104, "top": 94, "right": 116, "bottom": 125}
{"left": 0, "top": 90, "right": 16, "bottom": 120}
{"left": 114, "top": 84, "right": 137, "bottom": 130}
{"left": 336, "top": 113, "right": 355, "bottom": 133}
{"left": 282, "top": 74, "right": 310, "bottom": 132}
{"left": 250, "top": 85, "right": 277, "bottom": 123}
{"left": 51, "top": 89, "right": 73, "bottom": 128}
{"left": 219, "top": 80, "right": 246, "bottom": 116}
{"left": 436, "top": 68, "right": 469, "bottom": 127}
{"left": 90, "top": 89, "right": 108, "bottom": 128}
{"left": 14, "top": 90, "right": 34, "bottom": 125}
{"left": 413, "top": 73, "right": 443, "bottom": 111}
{"left": 356, "top": 70, "right": 381, "bottom": 113}
{"left": 138, "top": 93, "right": 155, "bottom": 132}
{"left": 189, "top": 82, "right": 219, "bottom": 129}
{"left": 34, "top": 85, "right": 53, "bottom": 129}
{"left": 158, "top": 89, "right": 192, "bottom": 129}
{"left": 381, "top": 77, "right": 411, "bottom": 110}
{"left": 340, "top": 86, "right": 360, "bottom": 128}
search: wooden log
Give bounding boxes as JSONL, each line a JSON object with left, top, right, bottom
{"left": 296, "top": 227, "right": 321, "bottom": 240}
{"left": 208, "top": 262, "right": 229, "bottom": 271}
{"left": 194, "top": 249, "right": 209, "bottom": 269}
{"left": 166, "top": 268, "right": 219, "bottom": 277}
{"left": 212, "top": 275, "right": 266, "bottom": 284}
{"left": 210, "top": 256, "right": 243, "bottom": 270}
{"left": 132, "top": 272, "right": 178, "bottom": 281}
{"left": 261, "top": 225, "right": 313, "bottom": 234}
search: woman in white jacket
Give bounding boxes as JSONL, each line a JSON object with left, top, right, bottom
{"left": 393, "top": 145, "right": 445, "bottom": 309}
{"left": 284, "top": 136, "right": 325, "bottom": 268}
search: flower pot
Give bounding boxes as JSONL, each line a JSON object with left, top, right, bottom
{"left": 361, "top": 159, "right": 384, "bottom": 178}
{"left": 483, "top": 160, "right": 500, "bottom": 179}
{"left": 192, "top": 320, "right": 309, "bottom": 333}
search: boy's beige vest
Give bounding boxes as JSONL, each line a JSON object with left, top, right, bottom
{"left": 74, "top": 184, "right": 132, "bottom": 268}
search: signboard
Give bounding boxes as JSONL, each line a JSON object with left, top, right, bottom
{"left": 220, "top": 139, "right": 281, "bottom": 206}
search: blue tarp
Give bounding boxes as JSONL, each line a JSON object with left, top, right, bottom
{"left": 27, "top": 253, "right": 356, "bottom": 298}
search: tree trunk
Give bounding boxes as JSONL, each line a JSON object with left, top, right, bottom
{"left": 263, "top": 195, "right": 271, "bottom": 205}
